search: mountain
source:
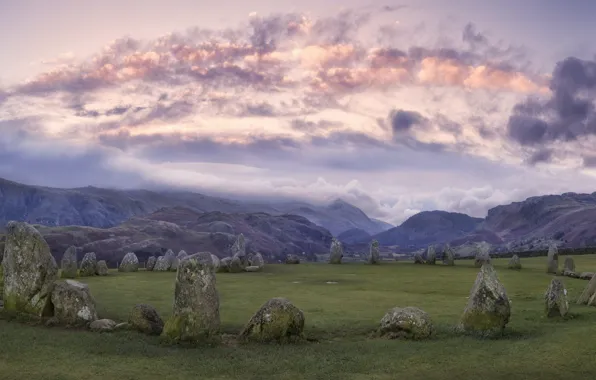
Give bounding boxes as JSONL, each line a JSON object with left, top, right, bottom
{"left": 0, "top": 177, "right": 383, "bottom": 236}
{"left": 337, "top": 228, "right": 371, "bottom": 244}
{"left": 0, "top": 207, "right": 334, "bottom": 266}
{"left": 371, "top": 218, "right": 394, "bottom": 231}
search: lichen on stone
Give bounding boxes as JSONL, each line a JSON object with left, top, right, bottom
{"left": 129, "top": 304, "right": 164, "bottom": 335}
{"left": 118, "top": 252, "right": 139, "bottom": 272}
{"left": 48, "top": 279, "right": 98, "bottom": 326}
{"left": 544, "top": 278, "right": 569, "bottom": 318}
{"left": 79, "top": 252, "right": 98, "bottom": 277}
{"left": 96, "top": 260, "right": 109, "bottom": 276}
{"left": 239, "top": 297, "right": 305, "bottom": 343}
{"left": 508, "top": 255, "right": 522, "bottom": 270}
{"left": 368, "top": 240, "right": 380, "bottom": 264}
{"left": 379, "top": 306, "right": 434, "bottom": 340}
{"left": 329, "top": 238, "right": 343, "bottom": 264}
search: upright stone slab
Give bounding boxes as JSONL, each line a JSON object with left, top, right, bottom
{"left": 547, "top": 244, "right": 559, "bottom": 274}
{"left": 170, "top": 257, "right": 180, "bottom": 272}
{"left": 80, "top": 252, "right": 98, "bottom": 277}
{"left": 229, "top": 256, "right": 245, "bottom": 273}
{"left": 177, "top": 250, "right": 188, "bottom": 260}
{"left": 239, "top": 297, "right": 305, "bottom": 343}
{"left": 249, "top": 252, "right": 265, "bottom": 268}
{"left": 368, "top": 240, "right": 380, "bottom": 264}
{"left": 545, "top": 278, "right": 569, "bottom": 318}
{"left": 577, "top": 275, "right": 596, "bottom": 305}
{"left": 210, "top": 254, "right": 221, "bottom": 271}
{"left": 146, "top": 256, "right": 157, "bottom": 271}
{"left": 218, "top": 257, "right": 232, "bottom": 272}
{"left": 474, "top": 243, "right": 491, "bottom": 268}
{"left": 508, "top": 255, "right": 522, "bottom": 270}
{"left": 413, "top": 252, "right": 425, "bottom": 264}
{"left": 563, "top": 257, "right": 575, "bottom": 272}
{"left": 49, "top": 279, "right": 98, "bottom": 325}
{"left": 425, "top": 245, "right": 436, "bottom": 265}
{"left": 96, "top": 260, "right": 109, "bottom": 276}
{"left": 153, "top": 256, "right": 170, "bottom": 271}
{"left": 162, "top": 252, "right": 220, "bottom": 342}
{"left": 459, "top": 263, "right": 510, "bottom": 336}
{"left": 60, "top": 246, "right": 78, "bottom": 279}
{"left": 329, "top": 238, "right": 343, "bottom": 264}
{"left": 231, "top": 234, "right": 249, "bottom": 267}
{"left": 2, "top": 222, "right": 59, "bottom": 316}
{"left": 443, "top": 245, "right": 455, "bottom": 266}
{"left": 118, "top": 252, "right": 139, "bottom": 272}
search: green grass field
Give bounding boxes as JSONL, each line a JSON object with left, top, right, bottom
{"left": 2, "top": 256, "right": 596, "bottom": 380}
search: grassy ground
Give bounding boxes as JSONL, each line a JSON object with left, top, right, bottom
{"left": 2, "top": 256, "right": 596, "bottom": 380}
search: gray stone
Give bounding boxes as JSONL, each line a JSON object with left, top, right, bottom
{"left": 60, "top": 246, "right": 78, "bottom": 279}
{"left": 96, "top": 260, "right": 109, "bottom": 276}
{"left": 80, "top": 252, "right": 98, "bottom": 277}
{"left": 425, "top": 245, "right": 436, "bottom": 265}
{"left": 443, "top": 245, "right": 455, "bottom": 266}
{"left": 473, "top": 243, "right": 491, "bottom": 268}
{"left": 379, "top": 306, "right": 434, "bottom": 340}
{"left": 285, "top": 254, "right": 300, "bottom": 264}
{"left": 129, "top": 304, "right": 164, "bottom": 335}
{"left": 229, "top": 256, "right": 245, "bottom": 273}
{"left": 118, "top": 252, "right": 139, "bottom": 272}
{"left": 508, "top": 255, "right": 522, "bottom": 270}
{"left": 239, "top": 297, "right": 305, "bottom": 343}
{"left": 579, "top": 272, "right": 594, "bottom": 280}
{"left": 546, "top": 244, "right": 559, "bottom": 274}
{"left": 146, "top": 256, "right": 157, "bottom": 271}
{"left": 413, "top": 252, "right": 425, "bottom": 264}
{"left": 161, "top": 253, "right": 220, "bottom": 343}
{"left": 369, "top": 240, "right": 380, "bottom": 264}
{"left": 459, "top": 263, "right": 510, "bottom": 336}
{"left": 153, "top": 256, "right": 170, "bottom": 271}
{"left": 48, "top": 280, "right": 98, "bottom": 325}
{"left": 563, "top": 270, "right": 580, "bottom": 279}
{"left": 577, "top": 275, "right": 596, "bottom": 305}
{"left": 329, "top": 238, "right": 343, "bottom": 264}
{"left": 218, "top": 257, "right": 232, "bottom": 272}
{"left": 211, "top": 254, "right": 221, "bottom": 271}
{"left": 245, "top": 266, "right": 262, "bottom": 272}
{"left": 563, "top": 257, "right": 575, "bottom": 272}
{"left": 1, "top": 221, "right": 59, "bottom": 316}
{"left": 89, "top": 319, "right": 117, "bottom": 332}
{"left": 249, "top": 252, "right": 265, "bottom": 268}
{"left": 231, "top": 234, "right": 249, "bottom": 267}
{"left": 545, "top": 278, "right": 569, "bottom": 318}
{"left": 177, "top": 250, "right": 188, "bottom": 260}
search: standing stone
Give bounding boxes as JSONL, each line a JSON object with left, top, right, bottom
{"left": 1, "top": 222, "right": 59, "bottom": 316}
{"left": 177, "top": 250, "right": 188, "bottom": 260}
{"left": 153, "top": 256, "right": 169, "bottom": 272}
{"left": 229, "top": 256, "right": 245, "bottom": 273}
{"left": 118, "top": 252, "right": 139, "bottom": 272}
{"left": 231, "top": 234, "right": 249, "bottom": 267}
{"left": 48, "top": 279, "right": 98, "bottom": 325}
{"left": 563, "top": 257, "right": 575, "bottom": 272}
{"left": 249, "top": 252, "right": 265, "bottom": 268}
{"left": 508, "top": 255, "right": 522, "bottom": 270}
{"left": 96, "top": 260, "right": 109, "bottom": 276}
{"left": 162, "top": 253, "right": 220, "bottom": 343}
{"left": 170, "top": 257, "right": 180, "bottom": 272}
{"left": 239, "top": 297, "right": 305, "bottom": 343}
{"left": 368, "top": 240, "right": 380, "bottom": 264}
{"left": 443, "top": 245, "right": 455, "bottom": 266}
{"left": 80, "top": 252, "right": 98, "bottom": 277}
{"left": 329, "top": 238, "right": 343, "bottom": 264}
{"left": 577, "top": 275, "right": 596, "bottom": 305}
{"left": 210, "top": 254, "right": 221, "bottom": 271}
{"left": 425, "top": 245, "right": 436, "bottom": 265}
{"left": 474, "top": 243, "right": 491, "bottom": 268}
{"left": 545, "top": 278, "right": 569, "bottom": 318}
{"left": 546, "top": 243, "right": 559, "bottom": 274}
{"left": 459, "top": 263, "right": 511, "bottom": 336}
{"left": 379, "top": 306, "right": 434, "bottom": 340}
{"left": 413, "top": 252, "right": 425, "bottom": 264}
{"left": 60, "top": 246, "right": 78, "bottom": 279}
{"left": 285, "top": 254, "right": 300, "bottom": 264}
{"left": 146, "top": 256, "right": 157, "bottom": 271}
{"left": 218, "top": 257, "right": 232, "bottom": 272}
{"left": 129, "top": 304, "right": 164, "bottom": 335}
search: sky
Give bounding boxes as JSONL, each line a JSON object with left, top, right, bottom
{"left": 2, "top": 0, "right": 596, "bottom": 225}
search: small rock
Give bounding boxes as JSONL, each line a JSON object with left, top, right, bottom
{"left": 379, "top": 306, "right": 434, "bottom": 340}
{"left": 89, "top": 319, "right": 117, "bottom": 332}
{"left": 79, "top": 252, "right": 98, "bottom": 277}
{"left": 118, "top": 252, "right": 139, "bottom": 272}
{"left": 545, "top": 278, "right": 569, "bottom": 318}
{"left": 114, "top": 322, "right": 130, "bottom": 330}
{"left": 508, "top": 255, "right": 522, "bottom": 270}
{"left": 239, "top": 297, "right": 305, "bottom": 343}
{"left": 128, "top": 304, "right": 164, "bottom": 335}
{"left": 563, "top": 269, "right": 579, "bottom": 278}
{"left": 546, "top": 244, "right": 559, "bottom": 274}
{"left": 329, "top": 238, "right": 343, "bottom": 264}
{"left": 579, "top": 272, "right": 594, "bottom": 280}
{"left": 96, "top": 260, "right": 109, "bottom": 276}
{"left": 285, "top": 254, "right": 300, "bottom": 264}
{"left": 245, "top": 266, "right": 262, "bottom": 272}
{"left": 60, "top": 246, "right": 78, "bottom": 279}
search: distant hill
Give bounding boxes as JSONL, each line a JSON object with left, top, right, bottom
{"left": 337, "top": 228, "right": 371, "bottom": 244}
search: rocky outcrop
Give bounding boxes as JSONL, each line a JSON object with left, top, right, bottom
{"left": 118, "top": 252, "right": 139, "bottom": 272}
{"left": 146, "top": 256, "right": 157, "bottom": 271}
{"left": 128, "top": 304, "right": 164, "bottom": 335}
{"left": 239, "top": 297, "right": 305, "bottom": 343}
{"left": 96, "top": 260, "right": 109, "bottom": 276}
{"left": 379, "top": 306, "right": 434, "bottom": 340}
{"left": 1, "top": 221, "right": 59, "bottom": 316}
{"left": 459, "top": 263, "right": 510, "bottom": 336}
{"left": 563, "top": 257, "right": 575, "bottom": 272}
{"left": 443, "top": 245, "right": 455, "bottom": 266}
{"left": 368, "top": 240, "right": 380, "bottom": 264}
{"left": 162, "top": 253, "right": 220, "bottom": 342}
{"left": 60, "top": 246, "right": 78, "bottom": 279}
{"left": 546, "top": 244, "right": 559, "bottom": 274}
{"left": 425, "top": 245, "right": 436, "bottom": 265}
{"left": 285, "top": 254, "right": 300, "bottom": 264}
{"left": 329, "top": 238, "right": 343, "bottom": 264}
{"left": 508, "top": 255, "right": 522, "bottom": 270}
{"left": 79, "top": 252, "right": 98, "bottom": 277}
{"left": 48, "top": 280, "right": 98, "bottom": 325}
{"left": 545, "top": 279, "right": 569, "bottom": 318}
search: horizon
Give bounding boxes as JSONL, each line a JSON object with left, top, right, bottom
{"left": 2, "top": 0, "right": 596, "bottom": 225}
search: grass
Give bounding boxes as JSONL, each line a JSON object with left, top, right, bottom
{"left": 2, "top": 255, "right": 596, "bottom": 379}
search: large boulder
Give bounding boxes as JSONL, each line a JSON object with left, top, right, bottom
{"left": 161, "top": 253, "right": 220, "bottom": 342}
{"left": 379, "top": 306, "right": 434, "bottom": 340}
{"left": 563, "top": 257, "right": 575, "bottom": 272}
{"left": 249, "top": 252, "right": 265, "bottom": 268}
{"left": 577, "top": 275, "right": 596, "bottom": 305}
{"left": 546, "top": 244, "right": 559, "bottom": 274}
{"left": 443, "top": 245, "right": 455, "bottom": 266}
{"left": 285, "top": 254, "right": 300, "bottom": 264}
{"left": 118, "top": 252, "right": 139, "bottom": 272}
{"left": 96, "top": 260, "right": 109, "bottom": 276}
{"left": 368, "top": 240, "right": 380, "bottom": 264}
{"left": 413, "top": 252, "right": 425, "bottom": 264}
{"left": 508, "top": 255, "right": 522, "bottom": 270}
{"left": 48, "top": 280, "right": 98, "bottom": 325}
{"left": 425, "top": 245, "right": 436, "bottom": 265}
{"left": 128, "top": 304, "right": 164, "bottom": 335}
{"left": 459, "top": 263, "right": 511, "bottom": 336}
{"left": 239, "top": 297, "right": 305, "bottom": 343}
{"left": 545, "top": 278, "right": 569, "bottom": 318}
{"left": 79, "top": 252, "right": 98, "bottom": 277}
{"left": 329, "top": 238, "right": 343, "bottom": 264}
{"left": 2, "top": 221, "right": 59, "bottom": 316}
{"left": 60, "top": 246, "right": 78, "bottom": 279}
{"left": 146, "top": 256, "right": 157, "bottom": 271}
{"left": 473, "top": 243, "right": 491, "bottom": 268}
